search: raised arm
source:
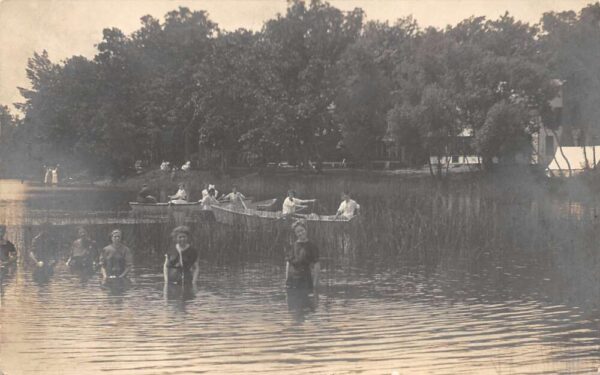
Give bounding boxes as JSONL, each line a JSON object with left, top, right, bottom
{"left": 334, "top": 201, "right": 345, "bottom": 218}
{"left": 163, "top": 254, "right": 169, "bottom": 283}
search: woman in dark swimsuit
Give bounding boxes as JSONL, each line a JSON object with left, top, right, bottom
{"left": 285, "top": 220, "right": 320, "bottom": 291}
{"left": 0, "top": 225, "right": 17, "bottom": 282}
{"left": 163, "top": 226, "right": 199, "bottom": 286}
{"left": 67, "top": 227, "right": 98, "bottom": 270}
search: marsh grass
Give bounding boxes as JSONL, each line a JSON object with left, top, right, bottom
{"left": 9, "top": 170, "right": 600, "bottom": 306}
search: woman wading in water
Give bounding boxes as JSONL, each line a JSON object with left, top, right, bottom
{"left": 99, "top": 229, "right": 133, "bottom": 281}
{"left": 163, "top": 226, "right": 199, "bottom": 287}
{"left": 285, "top": 220, "right": 320, "bottom": 292}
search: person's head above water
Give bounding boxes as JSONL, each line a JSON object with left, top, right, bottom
{"left": 291, "top": 219, "right": 308, "bottom": 241}
{"left": 171, "top": 225, "right": 191, "bottom": 246}
{"left": 77, "top": 227, "right": 88, "bottom": 238}
{"left": 110, "top": 229, "right": 122, "bottom": 244}
{"left": 287, "top": 190, "right": 296, "bottom": 198}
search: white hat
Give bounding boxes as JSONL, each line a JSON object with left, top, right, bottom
{"left": 208, "top": 184, "right": 215, "bottom": 189}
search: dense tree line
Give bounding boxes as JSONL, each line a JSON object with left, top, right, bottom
{"left": 2, "top": 1, "right": 600, "bottom": 178}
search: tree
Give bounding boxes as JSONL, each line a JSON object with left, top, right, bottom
{"left": 335, "top": 20, "right": 418, "bottom": 166}
{"left": 0, "top": 105, "right": 19, "bottom": 176}
{"left": 541, "top": 3, "right": 600, "bottom": 170}
{"left": 473, "top": 100, "right": 532, "bottom": 167}
{"left": 260, "top": 0, "right": 364, "bottom": 167}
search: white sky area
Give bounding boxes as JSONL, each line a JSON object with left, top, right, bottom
{"left": 0, "top": 0, "right": 592, "bottom": 112}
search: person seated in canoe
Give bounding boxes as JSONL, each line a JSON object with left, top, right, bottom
{"left": 168, "top": 182, "right": 188, "bottom": 204}
{"left": 334, "top": 191, "right": 360, "bottom": 219}
{"left": 285, "top": 220, "right": 320, "bottom": 292}
{"left": 163, "top": 225, "right": 199, "bottom": 286}
{"left": 201, "top": 183, "right": 209, "bottom": 199}
{"left": 282, "top": 190, "right": 316, "bottom": 215}
{"left": 28, "top": 229, "right": 58, "bottom": 277}
{"left": 222, "top": 185, "right": 247, "bottom": 209}
{"left": 200, "top": 188, "right": 219, "bottom": 209}
{"left": 0, "top": 225, "right": 17, "bottom": 269}
{"left": 67, "top": 227, "right": 98, "bottom": 270}
{"left": 99, "top": 229, "right": 133, "bottom": 281}
{"left": 137, "top": 184, "right": 158, "bottom": 203}
{"left": 202, "top": 184, "right": 219, "bottom": 200}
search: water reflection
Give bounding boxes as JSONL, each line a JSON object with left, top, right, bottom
{"left": 164, "top": 283, "right": 197, "bottom": 305}
{"left": 286, "top": 288, "right": 318, "bottom": 323}
{"left": 101, "top": 277, "right": 132, "bottom": 297}
{"left": 0, "top": 179, "right": 599, "bottom": 374}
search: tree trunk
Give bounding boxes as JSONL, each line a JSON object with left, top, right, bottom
{"left": 482, "top": 155, "right": 494, "bottom": 171}
{"left": 436, "top": 155, "right": 443, "bottom": 178}
{"left": 427, "top": 155, "right": 435, "bottom": 178}
{"left": 550, "top": 128, "right": 571, "bottom": 177}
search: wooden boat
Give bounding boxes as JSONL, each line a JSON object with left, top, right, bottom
{"left": 128, "top": 197, "right": 254, "bottom": 218}
{"left": 128, "top": 202, "right": 214, "bottom": 219}
{"left": 253, "top": 198, "right": 278, "bottom": 211}
{"left": 210, "top": 204, "right": 284, "bottom": 230}
{"left": 210, "top": 204, "right": 358, "bottom": 231}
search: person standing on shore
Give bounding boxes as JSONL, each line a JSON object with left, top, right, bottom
{"left": 51, "top": 166, "right": 58, "bottom": 186}
{"left": 43, "top": 165, "right": 51, "bottom": 185}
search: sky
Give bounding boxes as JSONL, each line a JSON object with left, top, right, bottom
{"left": 0, "top": 0, "right": 593, "bottom": 112}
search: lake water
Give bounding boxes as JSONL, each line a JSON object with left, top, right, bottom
{"left": 0, "top": 178, "right": 599, "bottom": 374}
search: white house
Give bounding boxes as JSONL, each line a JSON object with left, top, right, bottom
{"left": 546, "top": 146, "right": 600, "bottom": 176}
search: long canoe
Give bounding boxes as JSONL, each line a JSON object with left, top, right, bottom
{"left": 128, "top": 202, "right": 214, "bottom": 219}
{"left": 210, "top": 204, "right": 357, "bottom": 231}
{"left": 128, "top": 198, "right": 254, "bottom": 218}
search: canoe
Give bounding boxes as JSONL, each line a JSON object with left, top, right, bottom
{"left": 210, "top": 204, "right": 357, "bottom": 231}
{"left": 210, "top": 204, "right": 286, "bottom": 230}
{"left": 253, "top": 198, "right": 278, "bottom": 211}
{"left": 293, "top": 212, "right": 359, "bottom": 232}
{"left": 129, "top": 198, "right": 253, "bottom": 218}
{"left": 128, "top": 202, "right": 214, "bottom": 219}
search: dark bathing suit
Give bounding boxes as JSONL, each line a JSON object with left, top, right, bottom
{"left": 165, "top": 246, "right": 198, "bottom": 285}
{"left": 286, "top": 240, "right": 319, "bottom": 291}
{"left": 70, "top": 238, "right": 98, "bottom": 268}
